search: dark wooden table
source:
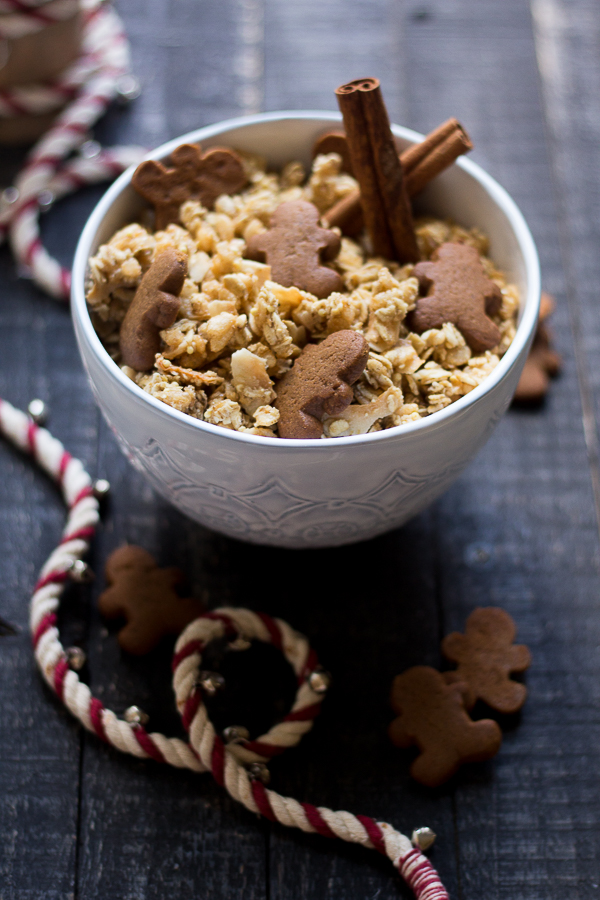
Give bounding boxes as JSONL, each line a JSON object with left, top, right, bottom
{"left": 2, "top": 1, "right": 600, "bottom": 897}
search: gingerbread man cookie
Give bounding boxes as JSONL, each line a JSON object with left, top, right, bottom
{"left": 312, "top": 130, "right": 354, "bottom": 175}
{"left": 132, "top": 142, "right": 247, "bottom": 230}
{"left": 98, "top": 545, "right": 205, "bottom": 655}
{"left": 119, "top": 247, "right": 187, "bottom": 371}
{"left": 409, "top": 242, "right": 502, "bottom": 352}
{"left": 388, "top": 665, "right": 502, "bottom": 787}
{"left": 246, "top": 200, "right": 343, "bottom": 299}
{"left": 276, "top": 329, "right": 369, "bottom": 439}
{"left": 442, "top": 607, "right": 532, "bottom": 714}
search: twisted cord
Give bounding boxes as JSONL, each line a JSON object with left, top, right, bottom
{"left": 0, "top": 396, "right": 204, "bottom": 772}
{"left": 173, "top": 615, "right": 450, "bottom": 900}
{"left": 0, "top": 0, "right": 78, "bottom": 39}
{"left": 0, "top": 397, "right": 450, "bottom": 899}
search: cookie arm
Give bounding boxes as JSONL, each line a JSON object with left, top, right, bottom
{"left": 411, "top": 260, "right": 437, "bottom": 292}
{"left": 457, "top": 308, "right": 501, "bottom": 352}
{"left": 440, "top": 631, "right": 466, "bottom": 663}
{"left": 97, "top": 586, "right": 126, "bottom": 621}
{"left": 409, "top": 295, "right": 449, "bottom": 332}
{"left": 508, "top": 643, "right": 532, "bottom": 672}
{"left": 485, "top": 282, "right": 503, "bottom": 317}
{"left": 318, "top": 227, "right": 342, "bottom": 261}
{"left": 151, "top": 292, "right": 182, "bottom": 329}
{"left": 131, "top": 160, "right": 168, "bottom": 200}
{"left": 388, "top": 716, "right": 415, "bottom": 749}
{"left": 245, "top": 231, "right": 270, "bottom": 261}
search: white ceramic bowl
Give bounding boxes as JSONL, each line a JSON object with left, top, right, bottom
{"left": 72, "top": 112, "right": 540, "bottom": 549}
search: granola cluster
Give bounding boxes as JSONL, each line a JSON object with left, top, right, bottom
{"left": 86, "top": 151, "right": 519, "bottom": 439}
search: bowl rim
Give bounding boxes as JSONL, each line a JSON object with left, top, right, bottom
{"left": 71, "top": 110, "right": 541, "bottom": 449}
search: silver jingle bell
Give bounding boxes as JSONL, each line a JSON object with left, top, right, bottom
{"left": 247, "top": 762, "right": 270, "bottom": 784}
{"left": 67, "top": 559, "right": 94, "bottom": 583}
{"left": 80, "top": 139, "right": 102, "bottom": 160}
{"left": 228, "top": 634, "right": 251, "bottom": 652}
{"left": 197, "top": 670, "right": 226, "bottom": 696}
{"left": 65, "top": 646, "right": 86, "bottom": 670}
{"left": 223, "top": 725, "right": 250, "bottom": 744}
{"left": 124, "top": 705, "right": 149, "bottom": 726}
{"left": 307, "top": 667, "right": 331, "bottom": 694}
{"left": 37, "top": 190, "right": 54, "bottom": 211}
{"left": 411, "top": 827, "right": 437, "bottom": 851}
{"left": 93, "top": 478, "right": 111, "bottom": 498}
{"left": 27, "top": 398, "right": 48, "bottom": 425}
{"left": 1, "top": 186, "right": 19, "bottom": 207}
{"left": 116, "top": 74, "right": 141, "bottom": 104}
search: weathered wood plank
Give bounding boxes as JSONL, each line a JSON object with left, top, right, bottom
{"left": 405, "top": 0, "right": 600, "bottom": 896}
{"left": 530, "top": 0, "right": 600, "bottom": 530}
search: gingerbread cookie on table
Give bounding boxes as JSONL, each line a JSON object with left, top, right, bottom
{"left": 409, "top": 241, "right": 502, "bottom": 352}
{"left": 132, "top": 142, "right": 247, "bottom": 230}
{"left": 98, "top": 545, "right": 205, "bottom": 655}
{"left": 275, "top": 329, "right": 369, "bottom": 439}
{"left": 246, "top": 200, "right": 343, "bottom": 299}
{"left": 119, "top": 246, "right": 187, "bottom": 371}
{"left": 442, "top": 607, "right": 532, "bottom": 714}
{"left": 513, "top": 291, "right": 561, "bottom": 403}
{"left": 389, "top": 665, "right": 502, "bottom": 787}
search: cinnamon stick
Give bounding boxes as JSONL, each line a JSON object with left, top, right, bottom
{"left": 321, "top": 117, "right": 473, "bottom": 236}
{"left": 335, "top": 78, "right": 419, "bottom": 263}
{"left": 402, "top": 117, "right": 473, "bottom": 196}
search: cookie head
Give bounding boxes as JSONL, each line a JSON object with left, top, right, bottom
{"left": 409, "top": 242, "right": 502, "bottom": 352}
{"left": 442, "top": 607, "right": 532, "bottom": 714}
{"left": 246, "top": 200, "right": 343, "bottom": 299}
{"left": 275, "top": 329, "right": 369, "bottom": 439}
{"left": 98, "top": 545, "right": 205, "bottom": 656}
{"left": 119, "top": 246, "right": 187, "bottom": 371}
{"left": 132, "top": 142, "right": 247, "bottom": 230}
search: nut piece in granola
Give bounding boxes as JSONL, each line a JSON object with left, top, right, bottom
{"left": 276, "top": 329, "right": 369, "bottom": 439}
{"left": 246, "top": 200, "right": 343, "bottom": 299}
{"left": 132, "top": 143, "right": 247, "bottom": 230}
{"left": 120, "top": 247, "right": 186, "bottom": 370}
{"left": 410, "top": 242, "right": 502, "bottom": 352}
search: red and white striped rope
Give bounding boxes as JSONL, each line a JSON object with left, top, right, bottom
{"left": 0, "top": 396, "right": 206, "bottom": 770}
{"left": 0, "top": 0, "right": 78, "bottom": 39}
{"left": 0, "top": 0, "right": 146, "bottom": 299}
{"left": 0, "top": 396, "right": 450, "bottom": 900}
{"left": 173, "top": 615, "right": 450, "bottom": 900}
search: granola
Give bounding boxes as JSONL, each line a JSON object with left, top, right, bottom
{"left": 86, "top": 151, "right": 519, "bottom": 439}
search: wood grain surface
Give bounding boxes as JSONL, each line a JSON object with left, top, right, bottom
{"left": 1, "top": 1, "right": 600, "bottom": 898}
